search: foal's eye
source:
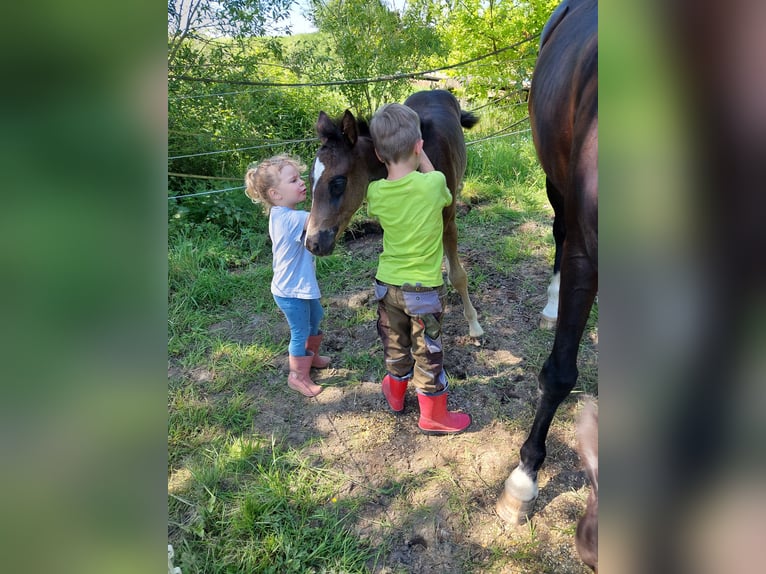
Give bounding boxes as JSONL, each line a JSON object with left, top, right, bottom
{"left": 328, "top": 176, "right": 347, "bottom": 198}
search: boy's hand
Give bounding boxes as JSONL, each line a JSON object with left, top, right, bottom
{"left": 418, "top": 149, "right": 435, "bottom": 173}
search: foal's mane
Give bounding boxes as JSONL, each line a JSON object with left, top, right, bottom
{"left": 352, "top": 117, "right": 371, "bottom": 138}
{"left": 321, "top": 114, "right": 371, "bottom": 144}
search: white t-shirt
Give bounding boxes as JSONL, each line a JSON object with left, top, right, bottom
{"left": 269, "top": 206, "right": 321, "bottom": 299}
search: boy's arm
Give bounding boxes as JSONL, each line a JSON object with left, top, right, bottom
{"left": 418, "top": 149, "right": 435, "bottom": 173}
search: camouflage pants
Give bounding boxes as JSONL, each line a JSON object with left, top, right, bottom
{"left": 374, "top": 280, "right": 447, "bottom": 394}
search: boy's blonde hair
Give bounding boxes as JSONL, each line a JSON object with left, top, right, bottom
{"left": 244, "top": 154, "right": 306, "bottom": 214}
{"left": 369, "top": 103, "right": 422, "bottom": 164}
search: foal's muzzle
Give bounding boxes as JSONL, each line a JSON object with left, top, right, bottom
{"left": 305, "top": 227, "right": 338, "bottom": 256}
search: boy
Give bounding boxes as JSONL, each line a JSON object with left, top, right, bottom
{"left": 367, "top": 103, "right": 471, "bottom": 434}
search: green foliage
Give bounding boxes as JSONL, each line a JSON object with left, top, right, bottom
{"left": 305, "top": 0, "right": 446, "bottom": 116}
{"left": 168, "top": 30, "right": 345, "bottom": 218}
{"left": 168, "top": 0, "right": 558, "bottom": 228}
{"left": 170, "top": 437, "right": 376, "bottom": 573}
{"left": 467, "top": 133, "right": 538, "bottom": 183}
{"left": 169, "top": 192, "right": 251, "bottom": 234}
{"left": 168, "top": 0, "right": 295, "bottom": 66}
{"left": 464, "top": 132, "right": 547, "bottom": 215}
{"left": 168, "top": 78, "right": 336, "bottom": 199}
{"left": 441, "top": 0, "right": 558, "bottom": 99}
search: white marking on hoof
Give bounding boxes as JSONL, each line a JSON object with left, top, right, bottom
{"left": 506, "top": 466, "right": 539, "bottom": 502}
{"left": 540, "top": 272, "right": 560, "bottom": 329}
{"left": 496, "top": 467, "right": 539, "bottom": 524}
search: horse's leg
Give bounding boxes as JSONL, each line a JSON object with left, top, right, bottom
{"left": 443, "top": 217, "right": 483, "bottom": 337}
{"left": 497, "top": 230, "right": 597, "bottom": 523}
{"left": 541, "top": 177, "right": 566, "bottom": 329}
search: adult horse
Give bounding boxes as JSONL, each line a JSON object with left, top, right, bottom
{"left": 495, "top": 0, "right": 598, "bottom": 526}
{"left": 305, "top": 89, "right": 484, "bottom": 338}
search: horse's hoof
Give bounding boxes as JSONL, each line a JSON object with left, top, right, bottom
{"left": 540, "top": 314, "right": 557, "bottom": 330}
{"left": 469, "top": 324, "right": 484, "bottom": 338}
{"left": 495, "top": 489, "right": 536, "bottom": 525}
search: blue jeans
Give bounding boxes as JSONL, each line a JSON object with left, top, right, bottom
{"left": 273, "top": 295, "right": 324, "bottom": 356}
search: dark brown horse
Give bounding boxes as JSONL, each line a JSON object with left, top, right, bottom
{"left": 495, "top": 0, "right": 598, "bottom": 542}
{"left": 305, "top": 89, "right": 484, "bottom": 338}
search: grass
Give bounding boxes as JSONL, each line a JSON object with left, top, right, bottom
{"left": 168, "top": 130, "right": 597, "bottom": 572}
{"left": 316, "top": 250, "right": 378, "bottom": 293}
{"left": 169, "top": 437, "right": 377, "bottom": 573}
{"left": 168, "top": 200, "right": 385, "bottom": 573}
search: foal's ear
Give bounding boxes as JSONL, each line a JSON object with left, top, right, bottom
{"left": 341, "top": 110, "right": 358, "bottom": 145}
{"left": 316, "top": 111, "right": 338, "bottom": 144}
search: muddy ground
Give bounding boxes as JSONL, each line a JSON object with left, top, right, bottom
{"left": 206, "top": 222, "right": 597, "bottom": 573}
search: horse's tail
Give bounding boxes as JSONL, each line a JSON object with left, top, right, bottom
{"left": 461, "top": 110, "right": 479, "bottom": 130}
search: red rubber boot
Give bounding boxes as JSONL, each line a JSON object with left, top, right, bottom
{"left": 382, "top": 374, "right": 409, "bottom": 413}
{"left": 417, "top": 388, "right": 471, "bottom": 435}
{"left": 305, "top": 333, "right": 331, "bottom": 368}
{"left": 287, "top": 353, "right": 323, "bottom": 397}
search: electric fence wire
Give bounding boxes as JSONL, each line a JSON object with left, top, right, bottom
{"left": 169, "top": 57, "right": 538, "bottom": 102}
{"left": 169, "top": 86, "right": 277, "bottom": 100}
{"left": 169, "top": 137, "right": 318, "bottom": 160}
{"left": 170, "top": 34, "right": 539, "bottom": 89}
{"left": 168, "top": 124, "right": 531, "bottom": 201}
{"left": 169, "top": 37, "right": 541, "bottom": 199}
{"left": 168, "top": 186, "right": 245, "bottom": 200}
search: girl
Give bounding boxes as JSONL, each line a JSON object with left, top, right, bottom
{"left": 245, "top": 155, "right": 330, "bottom": 397}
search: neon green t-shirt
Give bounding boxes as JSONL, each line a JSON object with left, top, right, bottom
{"left": 367, "top": 170, "right": 452, "bottom": 286}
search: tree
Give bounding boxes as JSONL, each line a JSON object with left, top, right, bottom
{"left": 168, "top": 0, "right": 295, "bottom": 66}
{"left": 300, "top": 0, "right": 445, "bottom": 116}
{"left": 439, "top": 0, "right": 557, "bottom": 100}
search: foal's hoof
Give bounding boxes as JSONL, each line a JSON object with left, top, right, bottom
{"left": 539, "top": 313, "right": 557, "bottom": 330}
{"left": 495, "top": 489, "right": 536, "bottom": 525}
{"left": 469, "top": 322, "right": 484, "bottom": 338}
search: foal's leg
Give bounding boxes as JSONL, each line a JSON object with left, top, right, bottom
{"left": 443, "top": 217, "right": 483, "bottom": 337}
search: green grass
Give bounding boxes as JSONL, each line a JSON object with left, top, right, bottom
{"left": 496, "top": 219, "right": 553, "bottom": 265}
{"left": 170, "top": 437, "right": 377, "bottom": 573}
{"left": 314, "top": 244, "right": 379, "bottom": 296}
{"left": 168, "top": 214, "right": 383, "bottom": 573}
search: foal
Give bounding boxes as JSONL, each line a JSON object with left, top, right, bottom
{"left": 305, "top": 89, "right": 484, "bottom": 338}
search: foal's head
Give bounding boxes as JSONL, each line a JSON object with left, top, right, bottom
{"left": 305, "top": 110, "right": 386, "bottom": 256}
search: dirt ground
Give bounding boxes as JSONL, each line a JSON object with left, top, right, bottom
{"left": 213, "top": 225, "right": 597, "bottom": 573}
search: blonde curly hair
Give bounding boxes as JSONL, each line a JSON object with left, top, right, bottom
{"left": 244, "top": 154, "right": 307, "bottom": 214}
